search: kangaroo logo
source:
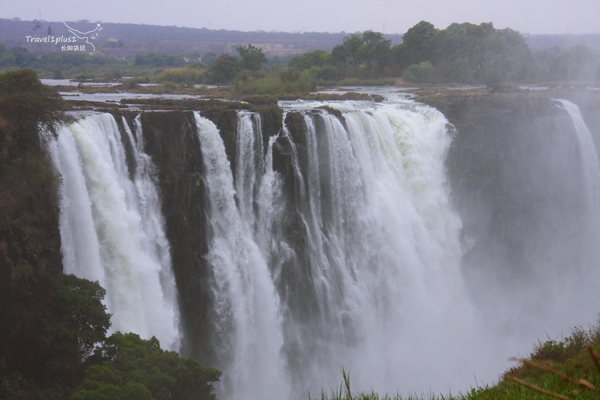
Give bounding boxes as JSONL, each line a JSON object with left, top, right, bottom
{"left": 63, "top": 22, "right": 103, "bottom": 51}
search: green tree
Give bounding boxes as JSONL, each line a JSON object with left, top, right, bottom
{"left": 548, "top": 45, "right": 599, "bottom": 82}
{"left": 0, "top": 43, "right": 16, "bottom": 68}
{"left": 0, "top": 275, "right": 111, "bottom": 399}
{"left": 37, "top": 275, "right": 111, "bottom": 388}
{"left": 357, "top": 30, "right": 392, "bottom": 76}
{"left": 207, "top": 54, "right": 241, "bottom": 83}
{"left": 9, "top": 47, "right": 38, "bottom": 68}
{"left": 402, "top": 61, "right": 436, "bottom": 83}
{"left": 288, "top": 50, "right": 332, "bottom": 70}
{"left": 201, "top": 52, "right": 218, "bottom": 67}
{"left": 288, "top": 50, "right": 342, "bottom": 81}
{"left": 394, "top": 21, "right": 532, "bottom": 84}
{"left": 401, "top": 21, "right": 438, "bottom": 65}
{"left": 331, "top": 31, "right": 392, "bottom": 77}
{"left": 71, "top": 332, "right": 221, "bottom": 400}
{"left": 332, "top": 33, "right": 364, "bottom": 74}
{"left": 236, "top": 44, "right": 267, "bottom": 71}
{"left": 482, "top": 28, "right": 533, "bottom": 84}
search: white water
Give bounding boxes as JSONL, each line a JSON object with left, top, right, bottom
{"left": 45, "top": 113, "right": 180, "bottom": 350}
{"left": 543, "top": 99, "right": 600, "bottom": 324}
{"left": 194, "top": 112, "right": 288, "bottom": 400}
{"left": 278, "top": 100, "right": 490, "bottom": 395}
{"left": 198, "top": 98, "right": 600, "bottom": 398}
{"left": 44, "top": 98, "right": 600, "bottom": 399}
{"left": 189, "top": 100, "right": 504, "bottom": 397}
{"left": 557, "top": 99, "right": 600, "bottom": 208}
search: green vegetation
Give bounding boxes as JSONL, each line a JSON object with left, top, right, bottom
{"left": 402, "top": 61, "right": 436, "bottom": 84}
{"left": 0, "top": 69, "right": 65, "bottom": 146}
{"left": 331, "top": 31, "right": 392, "bottom": 77}
{"left": 152, "top": 66, "right": 207, "bottom": 87}
{"left": 1, "top": 18, "right": 600, "bottom": 93}
{"left": 70, "top": 333, "right": 221, "bottom": 400}
{"left": 396, "top": 22, "right": 534, "bottom": 84}
{"left": 186, "top": 23, "right": 599, "bottom": 91}
{"left": 207, "top": 54, "right": 241, "bottom": 84}
{"left": 135, "top": 53, "right": 185, "bottom": 68}
{"left": 38, "top": 275, "right": 112, "bottom": 388}
{"left": 0, "top": 45, "right": 200, "bottom": 81}
{"left": 0, "top": 69, "right": 220, "bottom": 400}
{"left": 236, "top": 44, "right": 268, "bottom": 71}
{"left": 0, "top": 273, "right": 221, "bottom": 400}
{"left": 234, "top": 69, "right": 316, "bottom": 95}
{"left": 0, "top": 273, "right": 111, "bottom": 399}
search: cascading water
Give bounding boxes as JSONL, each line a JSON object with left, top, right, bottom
{"left": 275, "top": 100, "right": 487, "bottom": 394}
{"left": 201, "top": 98, "right": 600, "bottom": 398}
{"left": 557, "top": 99, "right": 600, "bottom": 208}
{"left": 190, "top": 99, "right": 501, "bottom": 397}
{"left": 45, "top": 113, "right": 180, "bottom": 350}
{"left": 540, "top": 99, "right": 600, "bottom": 320}
{"left": 194, "top": 112, "right": 288, "bottom": 400}
{"left": 44, "top": 97, "right": 600, "bottom": 399}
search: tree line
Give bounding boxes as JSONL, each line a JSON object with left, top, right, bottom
{"left": 287, "top": 21, "right": 600, "bottom": 84}
{"left": 1, "top": 20, "right": 599, "bottom": 91}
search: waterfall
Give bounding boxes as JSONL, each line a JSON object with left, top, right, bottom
{"left": 194, "top": 112, "right": 288, "bottom": 400}
{"left": 545, "top": 99, "right": 600, "bottom": 320}
{"left": 193, "top": 100, "right": 493, "bottom": 397}
{"left": 275, "top": 100, "right": 484, "bottom": 394}
{"left": 45, "top": 113, "right": 180, "bottom": 350}
{"left": 556, "top": 99, "right": 600, "bottom": 208}
{"left": 44, "top": 97, "right": 600, "bottom": 399}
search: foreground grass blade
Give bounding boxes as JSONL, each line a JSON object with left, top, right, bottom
{"left": 507, "top": 376, "right": 572, "bottom": 400}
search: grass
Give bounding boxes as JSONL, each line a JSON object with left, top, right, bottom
{"left": 314, "top": 318, "right": 600, "bottom": 400}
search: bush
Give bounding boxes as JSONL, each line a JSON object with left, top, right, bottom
{"left": 207, "top": 54, "right": 241, "bottom": 84}
{"left": 233, "top": 69, "right": 316, "bottom": 95}
{"left": 402, "top": 61, "right": 437, "bottom": 83}
{"left": 310, "top": 65, "right": 343, "bottom": 81}
{"left": 152, "top": 67, "right": 206, "bottom": 86}
{"left": 530, "top": 326, "right": 593, "bottom": 363}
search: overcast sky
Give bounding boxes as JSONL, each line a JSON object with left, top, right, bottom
{"left": 2, "top": 0, "right": 599, "bottom": 35}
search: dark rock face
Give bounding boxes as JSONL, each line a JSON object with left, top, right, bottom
{"left": 126, "top": 105, "right": 282, "bottom": 365}
{"left": 131, "top": 110, "right": 213, "bottom": 362}
{"left": 422, "top": 93, "right": 596, "bottom": 302}
{"left": 272, "top": 112, "right": 317, "bottom": 323}
{"left": 0, "top": 131, "right": 63, "bottom": 381}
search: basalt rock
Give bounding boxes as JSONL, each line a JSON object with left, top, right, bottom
{"left": 421, "top": 92, "right": 592, "bottom": 295}
{"left": 115, "top": 103, "right": 281, "bottom": 365}
{"left": 0, "top": 119, "right": 63, "bottom": 382}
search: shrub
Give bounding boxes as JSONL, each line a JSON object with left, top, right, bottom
{"left": 152, "top": 67, "right": 206, "bottom": 86}
{"left": 207, "top": 54, "right": 241, "bottom": 84}
{"left": 530, "top": 326, "right": 593, "bottom": 363}
{"left": 233, "top": 69, "right": 316, "bottom": 95}
{"left": 403, "top": 61, "right": 437, "bottom": 83}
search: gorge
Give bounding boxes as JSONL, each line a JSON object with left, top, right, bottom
{"left": 5, "top": 89, "right": 600, "bottom": 399}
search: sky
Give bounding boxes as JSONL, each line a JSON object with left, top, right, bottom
{"left": 2, "top": 0, "right": 600, "bottom": 35}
